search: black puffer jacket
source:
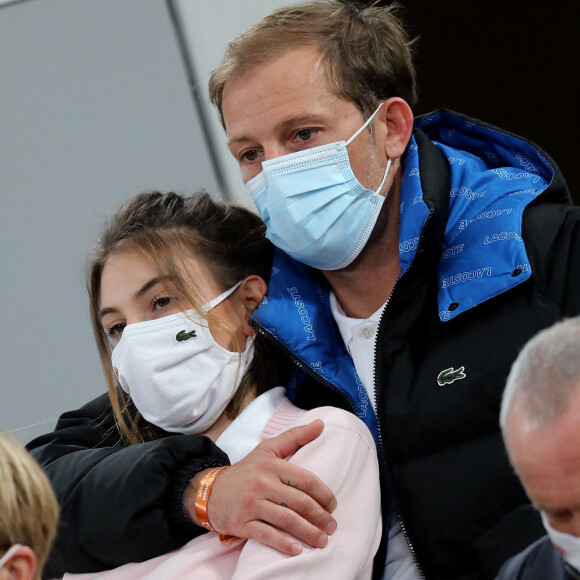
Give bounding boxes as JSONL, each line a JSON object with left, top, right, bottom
{"left": 250, "top": 111, "right": 580, "bottom": 579}
{"left": 373, "top": 116, "right": 580, "bottom": 579}
{"left": 28, "top": 397, "right": 229, "bottom": 577}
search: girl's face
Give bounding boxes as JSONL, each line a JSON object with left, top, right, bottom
{"left": 99, "top": 248, "right": 250, "bottom": 351}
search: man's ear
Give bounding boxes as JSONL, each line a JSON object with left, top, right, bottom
{"left": 241, "top": 275, "right": 268, "bottom": 314}
{"left": 0, "top": 546, "right": 36, "bottom": 580}
{"left": 376, "top": 97, "right": 414, "bottom": 161}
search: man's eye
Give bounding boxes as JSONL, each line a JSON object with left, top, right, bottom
{"left": 295, "top": 128, "right": 317, "bottom": 142}
{"left": 241, "top": 149, "right": 261, "bottom": 162}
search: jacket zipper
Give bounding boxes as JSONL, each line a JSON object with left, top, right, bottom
{"left": 373, "top": 211, "right": 434, "bottom": 580}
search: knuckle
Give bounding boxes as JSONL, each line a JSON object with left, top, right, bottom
{"left": 240, "top": 471, "right": 270, "bottom": 495}
{"left": 293, "top": 493, "right": 312, "bottom": 514}
{"left": 253, "top": 473, "right": 270, "bottom": 493}
{"left": 300, "top": 472, "right": 316, "bottom": 490}
{"left": 254, "top": 440, "right": 279, "bottom": 456}
{"left": 278, "top": 506, "right": 295, "bottom": 528}
{"left": 250, "top": 451, "right": 276, "bottom": 471}
{"left": 251, "top": 525, "right": 271, "bottom": 544}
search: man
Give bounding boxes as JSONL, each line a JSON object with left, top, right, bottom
{"left": 206, "top": 1, "right": 580, "bottom": 578}
{"left": 28, "top": 2, "right": 580, "bottom": 579}
{"left": 496, "top": 317, "right": 580, "bottom": 580}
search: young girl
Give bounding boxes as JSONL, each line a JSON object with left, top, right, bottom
{"left": 66, "top": 190, "right": 381, "bottom": 579}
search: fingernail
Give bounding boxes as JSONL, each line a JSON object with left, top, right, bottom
{"left": 326, "top": 520, "right": 337, "bottom": 535}
{"left": 290, "top": 542, "right": 302, "bottom": 555}
{"left": 317, "top": 533, "right": 328, "bottom": 548}
{"left": 328, "top": 498, "right": 337, "bottom": 512}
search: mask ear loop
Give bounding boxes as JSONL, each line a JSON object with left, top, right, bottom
{"left": 374, "top": 157, "right": 392, "bottom": 195}
{"left": 344, "top": 102, "right": 392, "bottom": 196}
{"left": 345, "top": 101, "right": 384, "bottom": 147}
{"left": 201, "top": 281, "right": 243, "bottom": 314}
{"left": 0, "top": 545, "right": 23, "bottom": 569}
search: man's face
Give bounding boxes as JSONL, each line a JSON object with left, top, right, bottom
{"left": 507, "top": 389, "right": 580, "bottom": 537}
{"left": 221, "top": 45, "right": 387, "bottom": 191}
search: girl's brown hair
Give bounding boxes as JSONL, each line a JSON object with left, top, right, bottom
{"left": 88, "top": 191, "right": 284, "bottom": 444}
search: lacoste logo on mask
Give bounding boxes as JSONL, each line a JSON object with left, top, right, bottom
{"left": 437, "top": 366, "right": 466, "bottom": 386}
{"left": 176, "top": 329, "right": 197, "bottom": 342}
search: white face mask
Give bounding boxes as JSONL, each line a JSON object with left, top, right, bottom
{"left": 541, "top": 511, "right": 580, "bottom": 571}
{"left": 111, "top": 282, "right": 254, "bottom": 435}
{"left": 0, "top": 544, "right": 23, "bottom": 570}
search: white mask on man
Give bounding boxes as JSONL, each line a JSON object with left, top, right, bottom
{"left": 541, "top": 511, "right": 580, "bottom": 572}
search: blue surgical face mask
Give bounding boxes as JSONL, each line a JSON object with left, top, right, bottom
{"left": 246, "top": 103, "right": 391, "bottom": 270}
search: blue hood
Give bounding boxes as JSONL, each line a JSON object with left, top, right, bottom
{"left": 409, "top": 110, "right": 553, "bottom": 320}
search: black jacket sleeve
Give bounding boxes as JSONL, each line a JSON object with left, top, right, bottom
{"left": 26, "top": 393, "right": 230, "bottom": 577}
{"left": 550, "top": 206, "right": 580, "bottom": 318}
{"left": 522, "top": 202, "right": 580, "bottom": 318}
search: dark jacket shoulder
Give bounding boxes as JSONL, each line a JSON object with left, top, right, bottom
{"left": 27, "top": 393, "right": 230, "bottom": 577}
{"left": 495, "top": 535, "right": 580, "bottom": 580}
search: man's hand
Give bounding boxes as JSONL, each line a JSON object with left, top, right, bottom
{"left": 184, "top": 420, "right": 337, "bottom": 555}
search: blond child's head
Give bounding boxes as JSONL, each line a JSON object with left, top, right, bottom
{"left": 0, "top": 430, "right": 59, "bottom": 580}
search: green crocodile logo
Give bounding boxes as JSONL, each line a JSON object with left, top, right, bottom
{"left": 437, "top": 366, "right": 466, "bottom": 386}
{"left": 176, "top": 329, "right": 197, "bottom": 342}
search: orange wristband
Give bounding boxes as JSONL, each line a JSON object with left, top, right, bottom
{"left": 194, "top": 466, "right": 228, "bottom": 532}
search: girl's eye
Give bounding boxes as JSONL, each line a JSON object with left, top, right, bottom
{"left": 241, "top": 149, "right": 261, "bottom": 162}
{"left": 105, "top": 323, "right": 126, "bottom": 343}
{"left": 295, "top": 128, "right": 318, "bottom": 142}
{"left": 153, "top": 295, "right": 172, "bottom": 310}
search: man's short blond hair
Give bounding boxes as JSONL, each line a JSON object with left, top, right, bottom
{"left": 209, "top": 0, "right": 417, "bottom": 127}
{"left": 0, "top": 430, "right": 59, "bottom": 579}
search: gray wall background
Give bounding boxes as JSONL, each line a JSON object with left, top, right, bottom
{"left": 0, "top": 0, "right": 291, "bottom": 443}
